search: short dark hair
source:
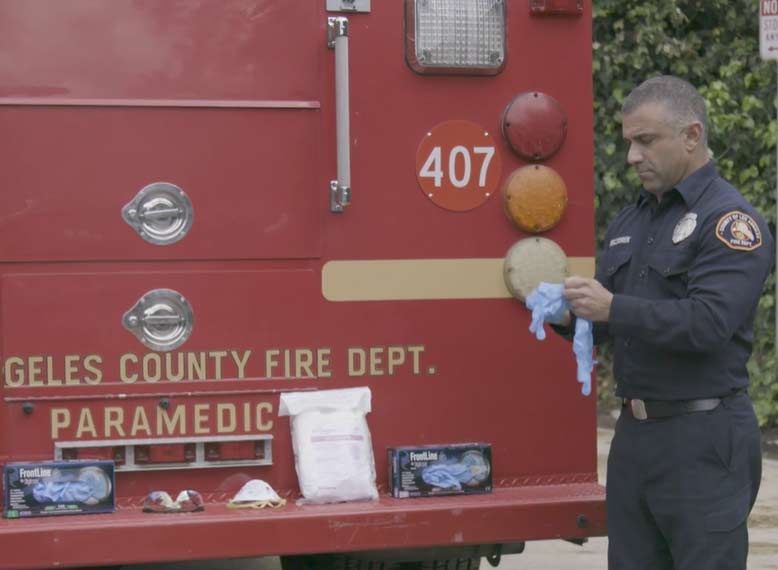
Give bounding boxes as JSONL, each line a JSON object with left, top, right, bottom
{"left": 622, "top": 75, "right": 709, "bottom": 146}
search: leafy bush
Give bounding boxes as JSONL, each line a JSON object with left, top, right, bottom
{"left": 593, "top": 0, "right": 777, "bottom": 426}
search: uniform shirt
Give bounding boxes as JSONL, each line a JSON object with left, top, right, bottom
{"left": 593, "top": 161, "right": 773, "bottom": 400}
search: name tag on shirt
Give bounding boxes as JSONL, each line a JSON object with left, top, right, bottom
{"left": 609, "top": 236, "right": 631, "bottom": 247}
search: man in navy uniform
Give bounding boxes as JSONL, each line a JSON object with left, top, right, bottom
{"left": 557, "top": 76, "right": 774, "bottom": 569}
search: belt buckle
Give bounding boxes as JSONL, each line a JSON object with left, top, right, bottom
{"left": 630, "top": 399, "right": 648, "bottom": 420}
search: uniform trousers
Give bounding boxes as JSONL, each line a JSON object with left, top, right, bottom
{"left": 607, "top": 392, "right": 762, "bottom": 570}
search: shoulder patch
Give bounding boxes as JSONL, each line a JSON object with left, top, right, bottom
{"left": 715, "top": 211, "right": 763, "bottom": 251}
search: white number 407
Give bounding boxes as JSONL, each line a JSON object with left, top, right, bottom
{"left": 419, "top": 146, "right": 496, "bottom": 189}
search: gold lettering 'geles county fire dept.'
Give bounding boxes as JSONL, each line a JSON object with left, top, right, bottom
{"left": 50, "top": 401, "right": 274, "bottom": 439}
{"left": 4, "top": 355, "right": 103, "bottom": 387}
{"left": 119, "top": 350, "right": 253, "bottom": 383}
{"left": 3, "top": 346, "right": 432, "bottom": 386}
{"left": 2, "top": 350, "right": 255, "bottom": 387}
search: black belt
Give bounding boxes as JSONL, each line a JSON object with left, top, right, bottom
{"left": 622, "top": 389, "right": 745, "bottom": 421}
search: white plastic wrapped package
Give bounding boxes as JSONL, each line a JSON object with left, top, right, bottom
{"left": 279, "top": 387, "right": 378, "bottom": 504}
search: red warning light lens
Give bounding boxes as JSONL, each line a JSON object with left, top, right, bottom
{"left": 502, "top": 92, "right": 568, "bottom": 161}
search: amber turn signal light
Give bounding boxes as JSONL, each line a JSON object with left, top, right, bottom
{"left": 502, "top": 165, "right": 568, "bottom": 233}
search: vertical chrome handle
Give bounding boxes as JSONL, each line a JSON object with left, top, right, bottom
{"left": 328, "top": 16, "right": 352, "bottom": 213}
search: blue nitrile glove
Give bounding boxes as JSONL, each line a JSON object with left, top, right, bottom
{"left": 525, "top": 282, "right": 569, "bottom": 341}
{"left": 421, "top": 464, "right": 463, "bottom": 490}
{"left": 33, "top": 479, "right": 93, "bottom": 503}
{"left": 574, "top": 318, "right": 593, "bottom": 396}
{"left": 525, "top": 282, "right": 594, "bottom": 396}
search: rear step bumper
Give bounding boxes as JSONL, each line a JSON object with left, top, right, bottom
{"left": 0, "top": 483, "right": 606, "bottom": 570}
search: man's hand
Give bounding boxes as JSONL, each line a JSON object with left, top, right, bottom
{"left": 563, "top": 277, "right": 613, "bottom": 322}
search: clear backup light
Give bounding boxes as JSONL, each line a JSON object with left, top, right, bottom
{"left": 406, "top": 0, "right": 506, "bottom": 75}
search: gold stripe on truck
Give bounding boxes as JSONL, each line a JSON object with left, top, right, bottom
{"left": 322, "top": 257, "right": 596, "bottom": 302}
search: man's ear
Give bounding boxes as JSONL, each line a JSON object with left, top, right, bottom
{"left": 682, "top": 122, "right": 704, "bottom": 151}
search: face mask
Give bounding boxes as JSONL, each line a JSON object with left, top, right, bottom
{"left": 227, "top": 479, "right": 286, "bottom": 509}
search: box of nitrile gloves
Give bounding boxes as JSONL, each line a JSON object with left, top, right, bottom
{"left": 388, "top": 443, "right": 492, "bottom": 498}
{"left": 3, "top": 460, "right": 115, "bottom": 518}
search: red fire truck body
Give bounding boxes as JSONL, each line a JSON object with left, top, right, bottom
{"left": 0, "top": 1, "right": 604, "bottom": 568}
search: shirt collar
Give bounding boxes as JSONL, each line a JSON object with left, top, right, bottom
{"left": 636, "top": 160, "right": 717, "bottom": 209}
{"left": 675, "top": 160, "right": 717, "bottom": 208}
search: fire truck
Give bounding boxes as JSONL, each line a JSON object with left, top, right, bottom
{"left": 0, "top": 0, "right": 605, "bottom": 568}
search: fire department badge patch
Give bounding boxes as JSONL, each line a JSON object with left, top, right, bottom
{"left": 715, "top": 211, "right": 763, "bottom": 251}
{"left": 672, "top": 213, "right": 697, "bottom": 244}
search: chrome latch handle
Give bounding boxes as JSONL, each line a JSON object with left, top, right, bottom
{"left": 123, "top": 289, "right": 194, "bottom": 352}
{"left": 327, "top": 17, "right": 352, "bottom": 213}
{"left": 122, "top": 182, "right": 194, "bottom": 245}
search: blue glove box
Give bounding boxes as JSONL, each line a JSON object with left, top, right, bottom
{"left": 387, "top": 443, "right": 492, "bottom": 498}
{"left": 4, "top": 460, "right": 115, "bottom": 518}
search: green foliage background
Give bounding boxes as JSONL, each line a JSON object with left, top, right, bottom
{"left": 593, "top": 0, "right": 778, "bottom": 426}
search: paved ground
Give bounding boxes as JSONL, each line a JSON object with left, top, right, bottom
{"left": 126, "top": 425, "right": 778, "bottom": 570}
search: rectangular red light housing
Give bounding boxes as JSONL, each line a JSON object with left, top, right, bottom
{"left": 530, "top": 0, "right": 583, "bottom": 16}
{"left": 205, "top": 441, "right": 262, "bottom": 461}
{"left": 62, "top": 446, "right": 125, "bottom": 465}
{"left": 134, "top": 444, "right": 194, "bottom": 464}
{"left": 148, "top": 444, "right": 194, "bottom": 463}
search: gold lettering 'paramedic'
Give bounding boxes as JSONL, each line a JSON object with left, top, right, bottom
{"left": 50, "top": 402, "right": 274, "bottom": 439}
